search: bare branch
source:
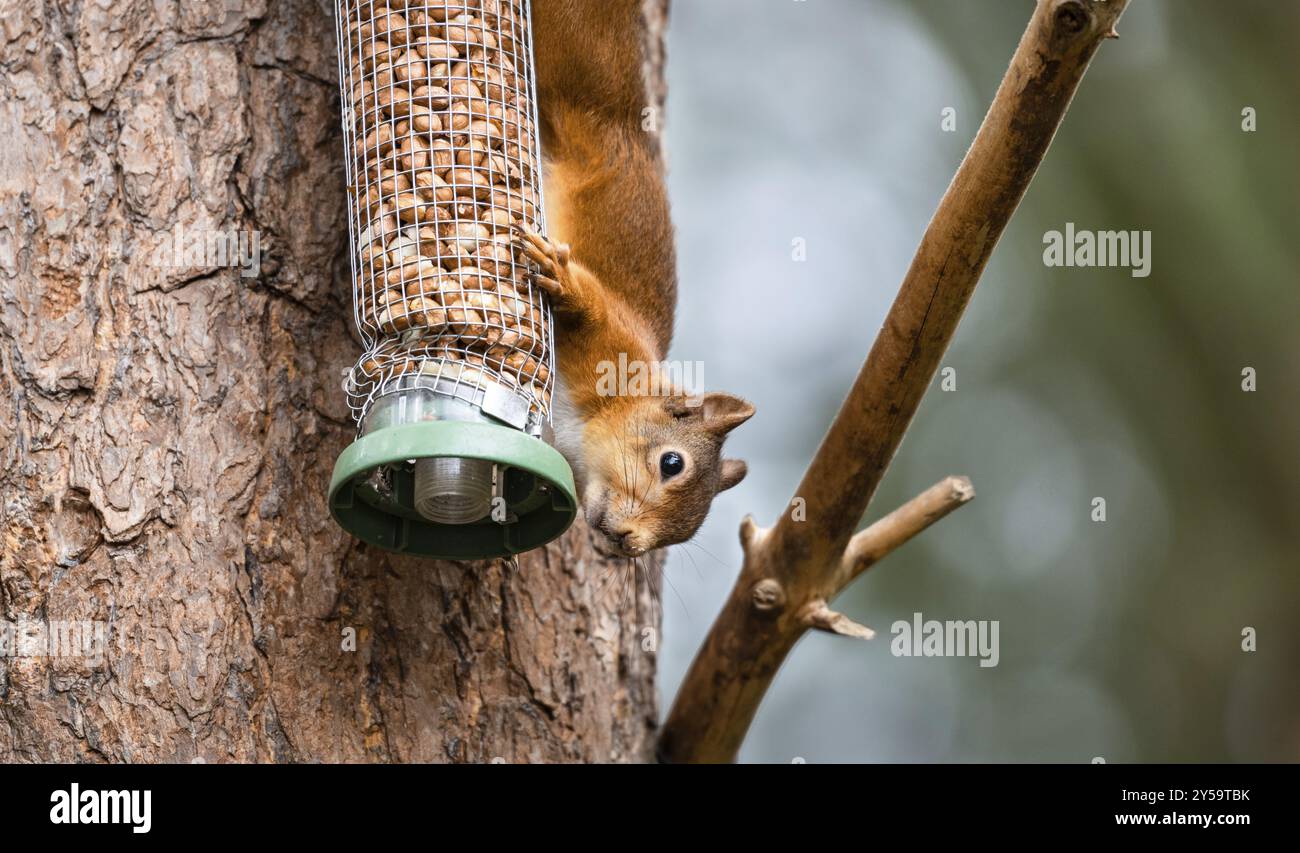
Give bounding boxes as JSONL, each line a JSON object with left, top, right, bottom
{"left": 658, "top": 0, "right": 1129, "bottom": 765}
{"left": 800, "top": 601, "right": 876, "bottom": 641}
{"left": 834, "top": 475, "right": 974, "bottom": 591}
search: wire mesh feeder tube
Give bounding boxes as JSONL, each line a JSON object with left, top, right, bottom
{"left": 328, "top": 0, "right": 576, "bottom": 558}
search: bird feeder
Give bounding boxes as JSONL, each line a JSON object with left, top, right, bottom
{"left": 329, "top": 0, "right": 576, "bottom": 558}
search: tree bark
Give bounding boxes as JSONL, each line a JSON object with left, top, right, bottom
{"left": 0, "top": 0, "right": 665, "bottom": 764}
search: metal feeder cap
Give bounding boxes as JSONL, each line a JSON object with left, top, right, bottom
{"left": 329, "top": 419, "right": 577, "bottom": 559}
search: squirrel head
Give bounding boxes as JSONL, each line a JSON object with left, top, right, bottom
{"left": 579, "top": 391, "right": 754, "bottom": 558}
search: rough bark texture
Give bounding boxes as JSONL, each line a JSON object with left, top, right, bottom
{"left": 0, "top": 0, "right": 665, "bottom": 764}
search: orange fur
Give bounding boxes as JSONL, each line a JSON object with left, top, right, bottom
{"left": 529, "top": 0, "right": 753, "bottom": 556}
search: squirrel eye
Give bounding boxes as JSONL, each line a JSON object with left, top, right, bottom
{"left": 659, "top": 451, "right": 685, "bottom": 478}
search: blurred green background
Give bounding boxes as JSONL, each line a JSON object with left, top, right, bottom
{"left": 658, "top": 0, "right": 1299, "bottom": 762}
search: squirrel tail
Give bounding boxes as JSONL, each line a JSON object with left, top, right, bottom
{"left": 533, "top": 0, "right": 652, "bottom": 128}
{"left": 532, "top": 0, "right": 677, "bottom": 353}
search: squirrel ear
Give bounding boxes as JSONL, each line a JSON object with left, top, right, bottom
{"left": 718, "top": 459, "right": 748, "bottom": 492}
{"left": 700, "top": 392, "right": 755, "bottom": 436}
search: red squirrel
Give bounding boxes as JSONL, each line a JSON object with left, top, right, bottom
{"left": 522, "top": 0, "right": 753, "bottom": 559}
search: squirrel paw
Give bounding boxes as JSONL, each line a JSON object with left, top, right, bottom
{"left": 516, "top": 228, "right": 577, "bottom": 308}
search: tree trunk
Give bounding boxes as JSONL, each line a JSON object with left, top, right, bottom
{"left": 0, "top": 0, "right": 665, "bottom": 764}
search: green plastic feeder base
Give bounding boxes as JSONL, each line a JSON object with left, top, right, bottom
{"left": 329, "top": 419, "right": 577, "bottom": 559}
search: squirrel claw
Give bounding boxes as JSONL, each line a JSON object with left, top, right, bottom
{"left": 520, "top": 229, "right": 569, "bottom": 267}
{"left": 533, "top": 274, "right": 563, "bottom": 293}
{"left": 516, "top": 229, "right": 574, "bottom": 304}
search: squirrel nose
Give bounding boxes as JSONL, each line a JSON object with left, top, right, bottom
{"left": 611, "top": 525, "right": 645, "bottom": 556}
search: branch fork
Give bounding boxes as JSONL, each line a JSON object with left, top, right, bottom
{"left": 658, "top": 0, "right": 1129, "bottom": 764}
{"left": 744, "top": 474, "right": 975, "bottom": 641}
